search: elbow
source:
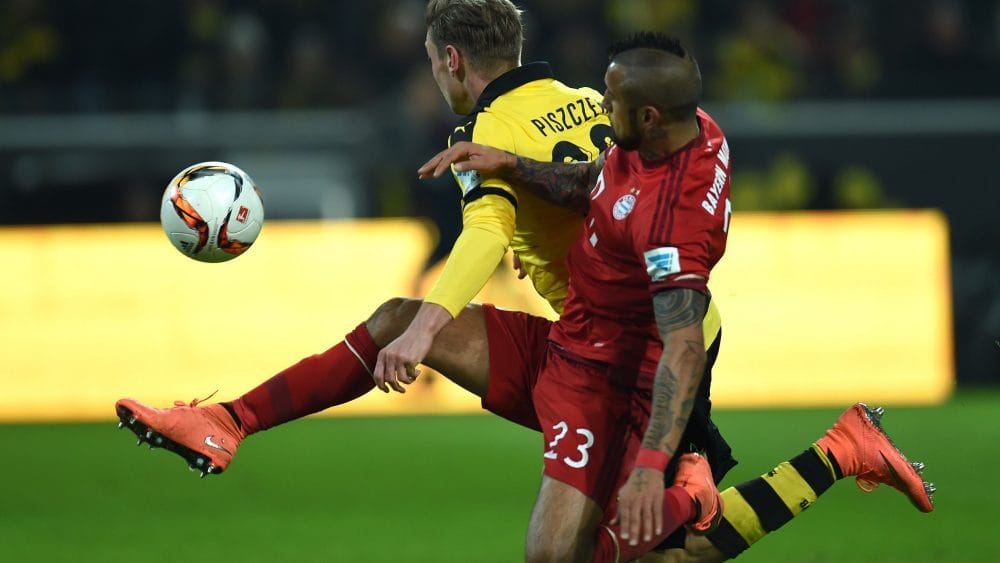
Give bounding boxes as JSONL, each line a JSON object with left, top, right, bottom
{"left": 686, "top": 347, "right": 707, "bottom": 382}
{"left": 669, "top": 342, "right": 706, "bottom": 385}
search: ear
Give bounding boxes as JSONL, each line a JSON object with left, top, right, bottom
{"left": 640, "top": 106, "right": 661, "bottom": 127}
{"left": 445, "top": 45, "right": 463, "bottom": 76}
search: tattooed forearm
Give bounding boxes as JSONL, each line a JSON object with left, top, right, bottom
{"left": 642, "top": 344, "right": 702, "bottom": 452}
{"left": 641, "top": 288, "right": 709, "bottom": 455}
{"left": 643, "top": 364, "right": 680, "bottom": 451}
{"left": 506, "top": 154, "right": 601, "bottom": 215}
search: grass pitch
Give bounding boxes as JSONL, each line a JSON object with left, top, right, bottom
{"left": 2, "top": 391, "right": 997, "bottom": 562}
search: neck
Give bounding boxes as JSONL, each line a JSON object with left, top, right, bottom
{"left": 466, "top": 62, "right": 518, "bottom": 105}
{"left": 639, "top": 118, "right": 700, "bottom": 162}
{"left": 464, "top": 73, "right": 491, "bottom": 107}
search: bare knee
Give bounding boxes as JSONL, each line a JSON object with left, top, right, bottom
{"left": 525, "top": 537, "right": 588, "bottom": 563}
{"left": 525, "top": 478, "right": 601, "bottom": 563}
{"left": 525, "top": 520, "right": 596, "bottom": 562}
{"left": 365, "top": 297, "right": 421, "bottom": 346}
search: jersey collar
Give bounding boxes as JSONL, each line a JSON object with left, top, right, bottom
{"left": 470, "top": 62, "right": 554, "bottom": 114}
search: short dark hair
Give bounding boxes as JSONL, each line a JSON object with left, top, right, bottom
{"left": 425, "top": 0, "right": 523, "bottom": 75}
{"left": 607, "top": 32, "right": 701, "bottom": 121}
{"left": 607, "top": 31, "right": 688, "bottom": 62}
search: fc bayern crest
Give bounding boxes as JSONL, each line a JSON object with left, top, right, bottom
{"left": 612, "top": 194, "right": 636, "bottom": 220}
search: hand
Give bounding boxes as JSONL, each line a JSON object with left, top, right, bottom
{"left": 417, "top": 141, "right": 516, "bottom": 179}
{"left": 613, "top": 467, "right": 666, "bottom": 547}
{"left": 372, "top": 328, "right": 430, "bottom": 393}
{"left": 512, "top": 252, "right": 527, "bottom": 280}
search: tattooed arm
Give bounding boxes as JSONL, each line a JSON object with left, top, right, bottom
{"left": 614, "top": 286, "right": 707, "bottom": 544}
{"left": 503, "top": 151, "right": 603, "bottom": 214}
{"left": 417, "top": 141, "right": 603, "bottom": 215}
{"left": 642, "top": 287, "right": 708, "bottom": 457}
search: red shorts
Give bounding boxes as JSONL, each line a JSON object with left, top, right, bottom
{"left": 533, "top": 346, "right": 652, "bottom": 511}
{"left": 482, "top": 304, "right": 651, "bottom": 509}
{"left": 483, "top": 305, "right": 736, "bottom": 549}
{"left": 480, "top": 304, "right": 551, "bottom": 431}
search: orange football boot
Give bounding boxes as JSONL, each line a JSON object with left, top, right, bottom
{"left": 816, "top": 403, "right": 935, "bottom": 512}
{"left": 674, "top": 452, "right": 725, "bottom": 534}
{"left": 115, "top": 394, "right": 246, "bottom": 477}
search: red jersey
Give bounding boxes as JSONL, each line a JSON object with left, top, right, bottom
{"left": 549, "top": 109, "right": 732, "bottom": 383}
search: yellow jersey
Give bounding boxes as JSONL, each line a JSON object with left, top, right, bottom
{"left": 423, "top": 62, "right": 721, "bottom": 341}
{"left": 425, "top": 62, "right": 611, "bottom": 315}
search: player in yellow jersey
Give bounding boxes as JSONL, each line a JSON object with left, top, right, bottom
{"left": 115, "top": 1, "right": 933, "bottom": 560}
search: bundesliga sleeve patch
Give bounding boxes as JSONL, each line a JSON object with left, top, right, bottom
{"left": 454, "top": 169, "right": 482, "bottom": 196}
{"left": 643, "top": 247, "right": 681, "bottom": 281}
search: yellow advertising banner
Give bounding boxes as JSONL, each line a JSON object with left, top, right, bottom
{"left": 709, "top": 210, "right": 953, "bottom": 407}
{"left": 0, "top": 211, "right": 952, "bottom": 422}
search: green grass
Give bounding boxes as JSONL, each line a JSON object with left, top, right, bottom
{"left": 2, "top": 392, "right": 998, "bottom": 562}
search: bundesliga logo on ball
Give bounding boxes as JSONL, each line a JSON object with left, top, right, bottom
{"left": 160, "top": 161, "right": 265, "bottom": 263}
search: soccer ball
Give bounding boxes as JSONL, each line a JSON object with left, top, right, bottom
{"left": 160, "top": 161, "right": 265, "bottom": 263}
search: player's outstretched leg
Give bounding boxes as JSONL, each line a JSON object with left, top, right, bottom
{"left": 684, "top": 403, "right": 934, "bottom": 562}
{"left": 113, "top": 302, "right": 398, "bottom": 476}
{"left": 114, "top": 298, "right": 495, "bottom": 476}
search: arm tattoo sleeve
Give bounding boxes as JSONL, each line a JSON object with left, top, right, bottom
{"left": 653, "top": 289, "right": 706, "bottom": 336}
{"left": 641, "top": 288, "right": 709, "bottom": 456}
{"left": 505, "top": 153, "right": 603, "bottom": 215}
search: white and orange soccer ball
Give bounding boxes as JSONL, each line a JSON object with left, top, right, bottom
{"left": 160, "top": 161, "right": 265, "bottom": 263}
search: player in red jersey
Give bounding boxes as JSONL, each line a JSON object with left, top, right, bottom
{"left": 543, "top": 112, "right": 732, "bottom": 560}
{"left": 425, "top": 31, "right": 733, "bottom": 561}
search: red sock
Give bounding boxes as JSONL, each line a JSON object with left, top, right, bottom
{"left": 591, "top": 486, "right": 695, "bottom": 563}
{"left": 227, "top": 322, "right": 378, "bottom": 434}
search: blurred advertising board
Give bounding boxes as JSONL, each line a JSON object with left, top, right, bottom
{"left": 0, "top": 211, "right": 951, "bottom": 421}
